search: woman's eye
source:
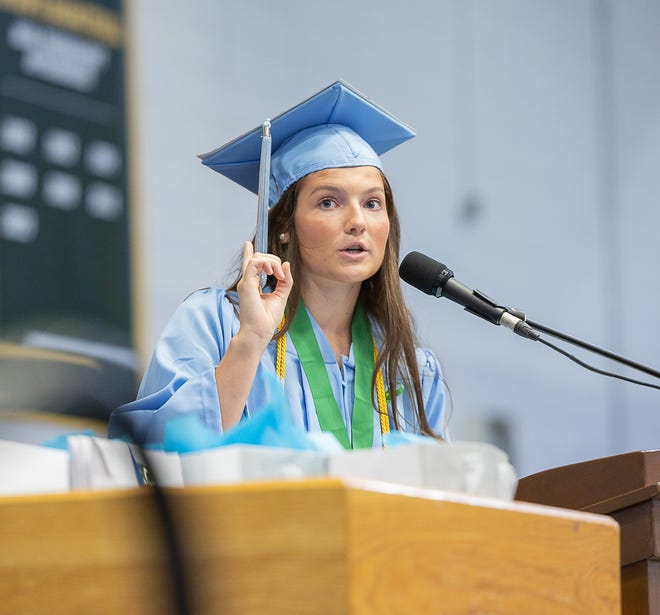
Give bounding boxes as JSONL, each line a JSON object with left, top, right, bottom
{"left": 319, "top": 198, "right": 336, "bottom": 209}
{"left": 365, "top": 199, "right": 382, "bottom": 210}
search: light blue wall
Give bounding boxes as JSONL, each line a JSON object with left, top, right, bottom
{"left": 128, "top": 0, "right": 660, "bottom": 476}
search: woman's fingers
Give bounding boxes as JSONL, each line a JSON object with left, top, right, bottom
{"left": 240, "top": 241, "right": 254, "bottom": 272}
{"left": 273, "top": 261, "right": 293, "bottom": 295}
{"left": 239, "top": 241, "right": 287, "bottom": 284}
{"left": 235, "top": 242, "right": 292, "bottom": 342}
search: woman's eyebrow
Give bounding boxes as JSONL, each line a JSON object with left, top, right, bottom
{"left": 308, "top": 184, "right": 345, "bottom": 195}
{"left": 308, "top": 185, "right": 385, "bottom": 195}
{"left": 362, "top": 186, "right": 386, "bottom": 196}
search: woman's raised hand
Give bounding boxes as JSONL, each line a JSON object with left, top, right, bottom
{"left": 215, "top": 242, "right": 292, "bottom": 430}
{"left": 236, "top": 241, "right": 293, "bottom": 345}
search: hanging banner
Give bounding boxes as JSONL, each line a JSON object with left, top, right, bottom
{"left": 0, "top": 0, "right": 135, "bottom": 413}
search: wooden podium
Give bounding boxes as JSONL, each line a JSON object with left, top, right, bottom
{"left": 517, "top": 450, "right": 660, "bottom": 615}
{"left": 0, "top": 479, "right": 620, "bottom": 614}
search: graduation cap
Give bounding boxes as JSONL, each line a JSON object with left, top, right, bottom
{"left": 199, "top": 80, "right": 416, "bottom": 208}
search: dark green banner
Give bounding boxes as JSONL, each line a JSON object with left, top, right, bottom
{"left": 0, "top": 0, "right": 130, "bottom": 335}
{"left": 0, "top": 0, "right": 134, "bottom": 415}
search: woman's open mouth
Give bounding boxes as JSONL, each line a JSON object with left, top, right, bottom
{"left": 340, "top": 243, "right": 367, "bottom": 254}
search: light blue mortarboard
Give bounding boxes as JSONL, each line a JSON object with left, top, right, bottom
{"left": 199, "top": 80, "right": 416, "bottom": 207}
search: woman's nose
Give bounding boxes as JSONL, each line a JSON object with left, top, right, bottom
{"left": 345, "top": 203, "right": 366, "bottom": 233}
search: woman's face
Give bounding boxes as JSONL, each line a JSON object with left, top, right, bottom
{"left": 293, "top": 166, "right": 390, "bottom": 289}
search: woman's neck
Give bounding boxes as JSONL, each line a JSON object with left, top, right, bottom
{"left": 300, "top": 280, "right": 361, "bottom": 363}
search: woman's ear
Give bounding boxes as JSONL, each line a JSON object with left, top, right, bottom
{"left": 279, "top": 231, "right": 290, "bottom": 245}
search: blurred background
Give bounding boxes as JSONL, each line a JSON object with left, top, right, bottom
{"left": 1, "top": 0, "right": 658, "bottom": 477}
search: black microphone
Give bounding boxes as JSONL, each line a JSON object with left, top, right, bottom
{"left": 399, "top": 251, "right": 660, "bottom": 389}
{"left": 399, "top": 251, "right": 539, "bottom": 340}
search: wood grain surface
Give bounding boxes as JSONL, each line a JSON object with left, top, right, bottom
{"left": 0, "top": 478, "right": 621, "bottom": 614}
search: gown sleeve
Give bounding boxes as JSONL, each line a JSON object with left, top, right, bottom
{"left": 108, "top": 288, "right": 236, "bottom": 443}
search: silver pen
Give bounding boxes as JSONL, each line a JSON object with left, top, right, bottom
{"left": 255, "top": 119, "right": 271, "bottom": 290}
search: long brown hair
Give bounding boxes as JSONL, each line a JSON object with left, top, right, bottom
{"left": 229, "top": 170, "right": 440, "bottom": 437}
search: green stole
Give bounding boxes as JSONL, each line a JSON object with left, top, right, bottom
{"left": 287, "top": 299, "right": 374, "bottom": 450}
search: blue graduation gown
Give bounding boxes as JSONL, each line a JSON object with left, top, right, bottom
{"left": 108, "top": 288, "right": 447, "bottom": 446}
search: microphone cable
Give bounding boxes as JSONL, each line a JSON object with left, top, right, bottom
{"left": 120, "top": 417, "right": 192, "bottom": 615}
{"left": 535, "top": 336, "right": 660, "bottom": 391}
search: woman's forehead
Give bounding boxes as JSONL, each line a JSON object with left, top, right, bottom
{"left": 298, "top": 166, "right": 385, "bottom": 192}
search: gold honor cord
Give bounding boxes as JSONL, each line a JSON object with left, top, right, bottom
{"left": 374, "top": 342, "right": 390, "bottom": 436}
{"left": 274, "top": 309, "right": 390, "bottom": 444}
{"left": 275, "top": 317, "right": 287, "bottom": 382}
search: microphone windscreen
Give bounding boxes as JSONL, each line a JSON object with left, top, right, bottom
{"left": 399, "top": 251, "right": 450, "bottom": 296}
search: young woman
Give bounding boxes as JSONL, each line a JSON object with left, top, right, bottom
{"left": 109, "top": 82, "right": 448, "bottom": 448}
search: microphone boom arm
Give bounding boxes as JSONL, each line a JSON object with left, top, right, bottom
{"left": 522, "top": 316, "right": 660, "bottom": 381}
